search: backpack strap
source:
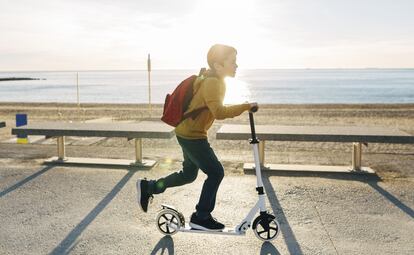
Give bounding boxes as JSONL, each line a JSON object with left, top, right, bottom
{"left": 181, "top": 68, "right": 210, "bottom": 121}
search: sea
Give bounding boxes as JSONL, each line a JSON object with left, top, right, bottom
{"left": 0, "top": 69, "right": 413, "bottom": 104}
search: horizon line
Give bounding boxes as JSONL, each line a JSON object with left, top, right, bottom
{"left": 1, "top": 67, "right": 414, "bottom": 73}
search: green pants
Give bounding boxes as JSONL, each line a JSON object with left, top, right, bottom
{"left": 152, "top": 136, "right": 224, "bottom": 219}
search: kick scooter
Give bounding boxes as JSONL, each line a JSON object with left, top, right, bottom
{"left": 155, "top": 109, "right": 280, "bottom": 242}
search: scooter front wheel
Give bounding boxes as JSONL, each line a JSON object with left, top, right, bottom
{"left": 155, "top": 209, "right": 182, "bottom": 235}
{"left": 253, "top": 215, "right": 280, "bottom": 242}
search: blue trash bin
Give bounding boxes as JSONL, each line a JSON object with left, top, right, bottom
{"left": 16, "top": 113, "right": 28, "bottom": 144}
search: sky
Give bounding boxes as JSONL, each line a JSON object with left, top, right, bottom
{"left": 1, "top": 0, "right": 414, "bottom": 71}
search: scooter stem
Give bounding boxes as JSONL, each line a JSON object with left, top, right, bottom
{"left": 249, "top": 112, "right": 258, "bottom": 143}
{"left": 248, "top": 111, "right": 265, "bottom": 194}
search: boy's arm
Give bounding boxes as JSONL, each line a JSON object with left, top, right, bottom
{"left": 203, "top": 79, "right": 251, "bottom": 120}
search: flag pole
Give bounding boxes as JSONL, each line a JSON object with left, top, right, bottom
{"left": 76, "top": 72, "right": 80, "bottom": 108}
{"left": 147, "top": 54, "right": 152, "bottom": 118}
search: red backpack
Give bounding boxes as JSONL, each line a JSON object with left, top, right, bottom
{"left": 161, "top": 68, "right": 208, "bottom": 127}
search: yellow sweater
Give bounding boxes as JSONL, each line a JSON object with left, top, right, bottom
{"left": 175, "top": 76, "right": 251, "bottom": 139}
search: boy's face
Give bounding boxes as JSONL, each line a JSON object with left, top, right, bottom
{"left": 215, "top": 52, "right": 238, "bottom": 78}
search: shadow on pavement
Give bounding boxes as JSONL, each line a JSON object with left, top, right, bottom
{"left": 262, "top": 172, "right": 304, "bottom": 255}
{"left": 251, "top": 169, "right": 413, "bottom": 219}
{"left": 260, "top": 241, "right": 281, "bottom": 255}
{"left": 44, "top": 162, "right": 153, "bottom": 171}
{"left": 367, "top": 181, "right": 414, "bottom": 219}
{"left": 0, "top": 165, "right": 55, "bottom": 198}
{"left": 245, "top": 169, "right": 381, "bottom": 182}
{"left": 151, "top": 236, "right": 175, "bottom": 255}
{"left": 49, "top": 170, "right": 136, "bottom": 255}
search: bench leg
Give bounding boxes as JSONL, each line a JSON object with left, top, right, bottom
{"left": 135, "top": 138, "right": 142, "bottom": 164}
{"left": 245, "top": 140, "right": 374, "bottom": 174}
{"left": 259, "top": 140, "right": 265, "bottom": 167}
{"left": 45, "top": 136, "right": 156, "bottom": 168}
{"left": 57, "top": 136, "right": 66, "bottom": 160}
{"left": 352, "top": 142, "right": 362, "bottom": 171}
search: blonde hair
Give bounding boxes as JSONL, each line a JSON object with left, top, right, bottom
{"left": 207, "top": 44, "right": 237, "bottom": 71}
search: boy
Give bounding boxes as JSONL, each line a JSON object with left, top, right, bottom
{"left": 137, "top": 44, "right": 258, "bottom": 231}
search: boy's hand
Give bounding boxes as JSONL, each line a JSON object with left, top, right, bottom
{"left": 249, "top": 102, "right": 259, "bottom": 112}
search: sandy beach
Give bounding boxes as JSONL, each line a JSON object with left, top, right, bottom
{"left": 0, "top": 102, "right": 413, "bottom": 254}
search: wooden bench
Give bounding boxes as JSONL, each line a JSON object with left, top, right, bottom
{"left": 217, "top": 125, "right": 414, "bottom": 174}
{"left": 12, "top": 121, "right": 175, "bottom": 167}
{"left": 0, "top": 121, "right": 5, "bottom": 128}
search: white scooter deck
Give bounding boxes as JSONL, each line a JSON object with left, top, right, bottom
{"left": 161, "top": 204, "right": 244, "bottom": 236}
{"left": 172, "top": 224, "right": 245, "bottom": 236}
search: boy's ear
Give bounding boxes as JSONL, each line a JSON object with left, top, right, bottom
{"left": 213, "top": 62, "right": 222, "bottom": 71}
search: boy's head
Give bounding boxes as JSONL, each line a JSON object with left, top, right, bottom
{"left": 207, "top": 44, "right": 238, "bottom": 78}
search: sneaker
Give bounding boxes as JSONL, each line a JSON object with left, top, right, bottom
{"left": 189, "top": 212, "right": 225, "bottom": 231}
{"left": 136, "top": 179, "right": 153, "bottom": 212}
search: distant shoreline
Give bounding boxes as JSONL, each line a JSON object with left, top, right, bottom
{"left": 1, "top": 68, "right": 414, "bottom": 73}
{"left": 0, "top": 102, "right": 413, "bottom": 108}
{"left": 0, "top": 77, "right": 44, "bottom": 81}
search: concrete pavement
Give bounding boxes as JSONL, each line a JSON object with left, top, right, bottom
{"left": 1, "top": 154, "right": 413, "bottom": 254}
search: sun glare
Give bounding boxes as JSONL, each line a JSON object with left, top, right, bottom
{"left": 183, "top": 0, "right": 260, "bottom": 50}
{"left": 224, "top": 77, "right": 251, "bottom": 105}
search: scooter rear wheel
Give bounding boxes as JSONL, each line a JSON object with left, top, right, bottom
{"left": 253, "top": 216, "right": 280, "bottom": 242}
{"left": 156, "top": 209, "right": 182, "bottom": 235}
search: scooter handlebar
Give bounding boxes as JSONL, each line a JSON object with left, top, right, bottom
{"left": 249, "top": 105, "right": 258, "bottom": 113}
